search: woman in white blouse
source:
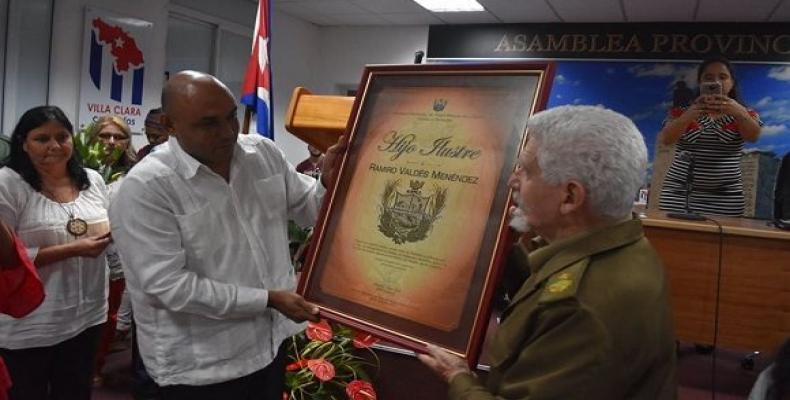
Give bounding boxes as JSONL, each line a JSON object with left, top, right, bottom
{"left": 0, "top": 106, "right": 111, "bottom": 400}
{"left": 84, "top": 115, "right": 136, "bottom": 385}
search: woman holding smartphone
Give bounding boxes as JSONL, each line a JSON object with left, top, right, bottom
{"left": 659, "top": 56, "right": 763, "bottom": 216}
{"left": 0, "top": 106, "right": 111, "bottom": 400}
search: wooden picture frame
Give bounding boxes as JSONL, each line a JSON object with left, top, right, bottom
{"left": 298, "top": 63, "right": 555, "bottom": 366}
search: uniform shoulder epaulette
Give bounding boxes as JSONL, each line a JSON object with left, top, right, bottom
{"left": 538, "top": 258, "right": 590, "bottom": 304}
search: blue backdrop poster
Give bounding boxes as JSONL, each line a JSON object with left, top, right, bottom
{"left": 547, "top": 61, "right": 790, "bottom": 184}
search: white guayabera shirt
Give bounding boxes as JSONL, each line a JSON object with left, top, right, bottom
{"left": 0, "top": 168, "right": 109, "bottom": 349}
{"left": 109, "top": 135, "right": 324, "bottom": 386}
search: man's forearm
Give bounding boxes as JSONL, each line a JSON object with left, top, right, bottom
{"left": 448, "top": 372, "right": 496, "bottom": 400}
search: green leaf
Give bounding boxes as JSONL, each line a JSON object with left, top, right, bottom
{"left": 285, "top": 323, "right": 379, "bottom": 397}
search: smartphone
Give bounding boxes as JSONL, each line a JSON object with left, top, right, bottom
{"left": 700, "top": 81, "right": 722, "bottom": 96}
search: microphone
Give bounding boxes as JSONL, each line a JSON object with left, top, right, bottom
{"left": 414, "top": 50, "right": 425, "bottom": 64}
{"left": 667, "top": 151, "right": 706, "bottom": 221}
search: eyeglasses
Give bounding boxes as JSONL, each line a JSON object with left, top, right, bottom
{"left": 97, "top": 132, "right": 130, "bottom": 142}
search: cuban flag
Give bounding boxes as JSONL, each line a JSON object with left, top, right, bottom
{"left": 240, "top": 0, "right": 273, "bottom": 139}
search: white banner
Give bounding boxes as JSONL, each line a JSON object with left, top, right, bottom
{"left": 78, "top": 7, "right": 154, "bottom": 132}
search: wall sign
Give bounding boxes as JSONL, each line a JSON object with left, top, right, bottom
{"left": 428, "top": 23, "right": 790, "bottom": 62}
{"left": 78, "top": 7, "right": 155, "bottom": 131}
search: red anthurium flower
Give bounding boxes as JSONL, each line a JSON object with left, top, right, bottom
{"left": 686, "top": 121, "right": 700, "bottom": 132}
{"left": 352, "top": 332, "right": 379, "bottom": 349}
{"left": 286, "top": 359, "right": 309, "bottom": 371}
{"left": 670, "top": 107, "right": 684, "bottom": 118}
{"left": 307, "top": 358, "right": 336, "bottom": 382}
{"left": 305, "top": 319, "right": 333, "bottom": 342}
{"left": 346, "top": 380, "right": 377, "bottom": 400}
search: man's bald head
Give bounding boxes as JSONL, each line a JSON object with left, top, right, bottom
{"left": 161, "top": 70, "right": 234, "bottom": 115}
{"left": 160, "top": 70, "right": 240, "bottom": 172}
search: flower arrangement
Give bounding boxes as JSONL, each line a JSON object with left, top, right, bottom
{"left": 285, "top": 319, "right": 379, "bottom": 400}
{"left": 73, "top": 123, "right": 125, "bottom": 183}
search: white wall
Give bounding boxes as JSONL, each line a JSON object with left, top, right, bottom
{"left": 171, "top": 0, "right": 255, "bottom": 27}
{"left": 2, "top": 0, "right": 52, "bottom": 134}
{"left": 272, "top": 24, "right": 428, "bottom": 164}
{"left": 270, "top": 10, "right": 321, "bottom": 164}
{"left": 313, "top": 26, "right": 429, "bottom": 95}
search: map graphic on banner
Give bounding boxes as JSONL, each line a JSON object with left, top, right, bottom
{"left": 78, "top": 8, "right": 154, "bottom": 131}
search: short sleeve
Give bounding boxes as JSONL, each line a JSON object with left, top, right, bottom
{"left": 86, "top": 169, "right": 110, "bottom": 209}
{"left": 662, "top": 106, "right": 685, "bottom": 128}
{"left": 746, "top": 108, "right": 764, "bottom": 127}
{"left": 0, "top": 169, "right": 30, "bottom": 229}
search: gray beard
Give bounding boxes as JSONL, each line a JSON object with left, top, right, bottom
{"left": 509, "top": 207, "right": 530, "bottom": 233}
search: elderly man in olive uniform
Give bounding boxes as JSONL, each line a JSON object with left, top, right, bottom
{"left": 419, "top": 105, "right": 677, "bottom": 399}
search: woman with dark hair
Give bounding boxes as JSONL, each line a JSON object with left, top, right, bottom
{"left": 659, "top": 56, "right": 763, "bottom": 216}
{"left": 0, "top": 105, "right": 111, "bottom": 399}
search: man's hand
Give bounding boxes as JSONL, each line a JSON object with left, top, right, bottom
{"left": 417, "top": 344, "right": 473, "bottom": 383}
{"left": 320, "top": 135, "right": 348, "bottom": 190}
{"left": 268, "top": 290, "right": 320, "bottom": 322}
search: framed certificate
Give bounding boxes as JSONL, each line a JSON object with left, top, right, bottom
{"left": 298, "top": 63, "right": 555, "bottom": 366}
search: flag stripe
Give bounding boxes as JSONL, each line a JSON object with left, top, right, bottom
{"left": 90, "top": 30, "right": 103, "bottom": 90}
{"left": 132, "top": 67, "right": 145, "bottom": 105}
{"left": 240, "top": 0, "right": 273, "bottom": 139}
{"left": 111, "top": 68, "right": 123, "bottom": 102}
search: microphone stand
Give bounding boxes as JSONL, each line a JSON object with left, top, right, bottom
{"left": 667, "top": 151, "right": 706, "bottom": 221}
{"left": 414, "top": 50, "right": 424, "bottom": 64}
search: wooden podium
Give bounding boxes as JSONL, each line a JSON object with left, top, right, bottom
{"left": 284, "top": 87, "right": 354, "bottom": 152}
{"left": 640, "top": 210, "right": 790, "bottom": 354}
{"left": 284, "top": 87, "right": 790, "bottom": 356}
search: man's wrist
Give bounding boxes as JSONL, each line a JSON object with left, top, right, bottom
{"left": 267, "top": 290, "right": 280, "bottom": 309}
{"left": 447, "top": 368, "right": 475, "bottom": 383}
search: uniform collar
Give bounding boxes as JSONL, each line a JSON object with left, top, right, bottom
{"left": 527, "top": 218, "right": 645, "bottom": 281}
{"left": 502, "top": 218, "right": 645, "bottom": 317}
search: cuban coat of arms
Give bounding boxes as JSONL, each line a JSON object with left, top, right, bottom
{"left": 377, "top": 179, "right": 447, "bottom": 244}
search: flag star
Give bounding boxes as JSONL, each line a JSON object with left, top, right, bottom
{"left": 115, "top": 37, "right": 124, "bottom": 48}
{"left": 258, "top": 38, "right": 268, "bottom": 71}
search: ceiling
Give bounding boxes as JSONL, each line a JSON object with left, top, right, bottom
{"left": 271, "top": 0, "right": 790, "bottom": 26}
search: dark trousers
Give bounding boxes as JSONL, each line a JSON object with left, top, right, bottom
{"left": 95, "top": 279, "right": 125, "bottom": 374}
{"left": 0, "top": 324, "right": 102, "bottom": 400}
{"left": 159, "top": 343, "right": 288, "bottom": 400}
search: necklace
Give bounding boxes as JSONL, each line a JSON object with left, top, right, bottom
{"left": 43, "top": 187, "right": 88, "bottom": 237}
